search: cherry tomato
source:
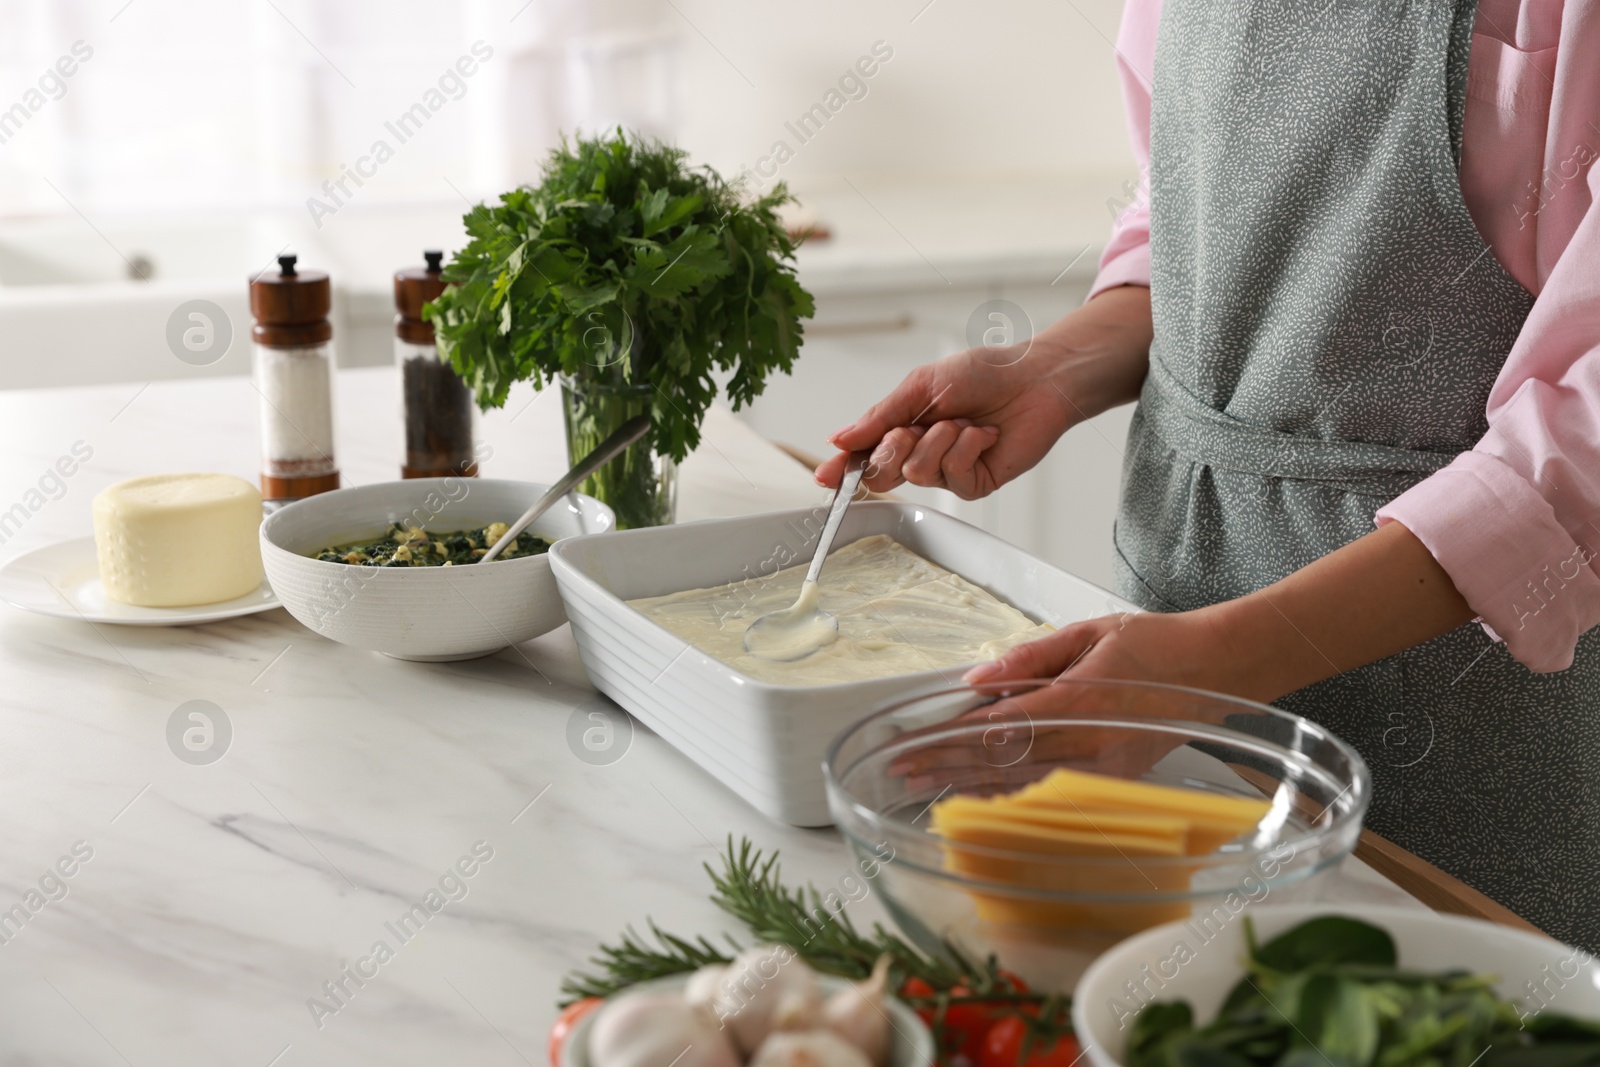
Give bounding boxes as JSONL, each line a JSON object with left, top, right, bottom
{"left": 944, "top": 984, "right": 1007, "bottom": 1063}
{"left": 997, "top": 970, "right": 1031, "bottom": 995}
{"left": 979, "top": 1015, "right": 1082, "bottom": 1067}
{"left": 896, "top": 979, "right": 940, "bottom": 1030}
{"left": 901, "top": 974, "right": 1039, "bottom": 1063}
{"left": 547, "top": 998, "right": 602, "bottom": 1066}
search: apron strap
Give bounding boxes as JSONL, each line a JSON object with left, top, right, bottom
{"left": 1141, "top": 357, "right": 1457, "bottom": 500}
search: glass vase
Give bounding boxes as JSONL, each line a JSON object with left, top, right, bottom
{"left": 561, "top": 375, "right": 677, "bottom": 529}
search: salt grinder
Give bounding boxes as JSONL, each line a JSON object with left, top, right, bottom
{"left": 249, "top": 254, "right": 340, "bottom": 502}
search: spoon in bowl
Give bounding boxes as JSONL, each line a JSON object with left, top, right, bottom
{"left": 480, "top": 414, "right": 653, "bottom": 563}
{"left": 742, "top": 449, "right": 870, "bottom": 662}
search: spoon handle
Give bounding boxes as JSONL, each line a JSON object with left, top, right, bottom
{"left": 481, "top": 414, "right": 653, "bottom": 562}
{"left": 805, "top": 450, "right": 870, "bottom": 585}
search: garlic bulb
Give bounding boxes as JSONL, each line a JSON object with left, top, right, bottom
{"left": 712, "top": 944, "right": 822, "bottom": 1054}
{"left": 588, "top": 991, "right": 741, "bottom": 1067}
{"left": 821, "top": 956, "right": 892, "bottom": 1067}
{"left": 750, "top": 1030, "right": 875, "bottom": 1067}
{"left": 685, "top": 963, "right": 729, "bottom": 1013}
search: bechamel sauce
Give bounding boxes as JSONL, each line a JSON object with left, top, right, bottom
{"left": 628, "top": 535, "right": 1051, "bottom": 686}
{"left": 741, "top": 579, "right": 841, "bottom": 661}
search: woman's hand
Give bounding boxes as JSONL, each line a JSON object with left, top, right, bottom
{"left": 892, "top": 612, "right": 1229, "bottom": 788}
{"left": 962, "top": 522, "right": 1479, "bottom": 705}
{"left": 816, "top": 350, "right": 1067, "bottom": 498}
{"left": 815, "top": 285, "right": 1154, "bottom": 498}
{"left": 965, "top": 609, "right": 1246, "bottom": 694}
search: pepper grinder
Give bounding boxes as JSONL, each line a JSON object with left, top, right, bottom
{"left": 395, "top": 250, "right": 478, "bottom": 479}
{"left": 249, "top": 254, "right": 341, "bottom": 502}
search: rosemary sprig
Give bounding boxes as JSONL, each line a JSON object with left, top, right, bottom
{"left": 560, "top": 920, "right": 734, "bottom": 1002}
{"left": 561, "top": 837, "right": 1016, "bottom": 1004}
{"left": 707, "top": 836, "right": 985, "bottom": 990}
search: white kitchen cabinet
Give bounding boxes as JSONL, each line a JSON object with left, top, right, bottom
{"left": 736, "top": 271, "right": 1135, "bottom": 590}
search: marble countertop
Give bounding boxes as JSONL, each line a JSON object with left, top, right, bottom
{"left": 0, "top": 368, "right": 1421, "bottom": 1065}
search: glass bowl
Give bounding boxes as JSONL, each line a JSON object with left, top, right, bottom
{"left": 823, "top": 679, "right": 1371, "bottom": 989}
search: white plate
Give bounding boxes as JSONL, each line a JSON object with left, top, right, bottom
{"left": 0, "top": 537, "right": 279, "bottom": 626}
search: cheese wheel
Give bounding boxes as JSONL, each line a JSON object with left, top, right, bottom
{"left": 92, "top": 474, "right": 263, "bottom": 607}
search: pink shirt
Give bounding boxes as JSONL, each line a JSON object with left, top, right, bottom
{"left": 1091, "top": 0, "right": 1600, "bottom": 672}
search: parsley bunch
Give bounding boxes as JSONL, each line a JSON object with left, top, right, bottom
{"left": 426, "top": 130, "right": 814, "bottom": 467}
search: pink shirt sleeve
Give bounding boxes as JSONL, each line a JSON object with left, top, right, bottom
{"left": 1376, "top": 2, "right": 1600, "bottom": 672}
{"left": 1086, "top": 0, "right": 1159, "bottom": 299}
{"left": 1375, "top": 207, "right": 1600, "bottom": 671}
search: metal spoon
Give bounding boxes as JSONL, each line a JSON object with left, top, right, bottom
{"left": 742, "top": 449, "right": 870, "bottom": 661}
{"left": 480, "top": 414, "right": 652, "bottom": 563}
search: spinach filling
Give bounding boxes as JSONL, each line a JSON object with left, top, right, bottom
{"left": 314, "top": 523, "right": 551, "bottom": 567}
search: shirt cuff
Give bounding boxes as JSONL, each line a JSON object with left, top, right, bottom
{"left": 1087, "top": 243, "right": 1151, "bottom": 302}
{"left": 1375, "top": 452, "right": 1600, "bottom": 672}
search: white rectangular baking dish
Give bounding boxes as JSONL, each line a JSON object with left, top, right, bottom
{"left": 548, "top": 501, "right": 1136, "bottom": 826}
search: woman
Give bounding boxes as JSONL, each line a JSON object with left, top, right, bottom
{"left": 817, "top": 0, "right": 1600, "bottom": 946}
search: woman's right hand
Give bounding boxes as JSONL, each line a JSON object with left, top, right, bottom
{"left": 814, "top": 285, "right": 1154, "bottom": 498}
{"left": 815, "top": 345, "right": 1073, "bottom": 498}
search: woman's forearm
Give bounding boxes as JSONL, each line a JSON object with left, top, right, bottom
{"left": 1204, "top": 521, "right": 1477, "bottom": 702}
{"left": 1027, "top": 288, "right": 1472, "bottom": 703}
{"left": 1035, "top": 284, "right": 1153, "bottom": 426}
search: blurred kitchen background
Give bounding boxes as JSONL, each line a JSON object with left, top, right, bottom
{"left": 0, "top": 0, "right": 1137, "bottom": 585}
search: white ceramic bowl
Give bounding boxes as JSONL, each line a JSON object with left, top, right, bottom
{"left": 261, "top": 478, "right": 613, "bottom": 661}
{"left": 1072, "top": 905, "right": 1600, "bottom": 1067}
{"left": 549, "top": 501, "right": 1137, "bottom": 825}
{"left": 560, "top": 972, "right": 936, "bottom": 1067}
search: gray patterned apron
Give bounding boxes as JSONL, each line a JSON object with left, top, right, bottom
{"left": 1115, "top": 0, "right": 1600, "bottom": 947}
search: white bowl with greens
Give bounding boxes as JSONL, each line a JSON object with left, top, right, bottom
{"left": 261, "top": 478, "right": 613, "bottom": 661}
{"left": 1073, "top": 905, "right": 1600, "bottom": 1067}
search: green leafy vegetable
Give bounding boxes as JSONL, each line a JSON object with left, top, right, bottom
{"left": 313, "top": 522, "right": 548, "bottom": 566}
{"left": 1128, "top": 917, "right": 1600, "bottom": 1067}
{"left": 1131, "top": 1003, "right": 1197, "bottom": 1061}
{"left": 1251, "top": 915, "right": 1397, "bottom": 972}
{"left": 425, "top": 130, "right": 815, "bottom": 470}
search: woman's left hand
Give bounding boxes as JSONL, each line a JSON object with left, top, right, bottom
{"left": 963, "top": 607, "right": 1256, "bottom": 698}
{"left": 889, "top": 609, "right": 1247, "bottom": 788}
{"left": 960, "top": 522, "right": 1479, "bottom": 709}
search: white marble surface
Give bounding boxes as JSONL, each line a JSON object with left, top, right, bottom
{"left": 0, "top": 369, "right": 1421, "bottom": 1065}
